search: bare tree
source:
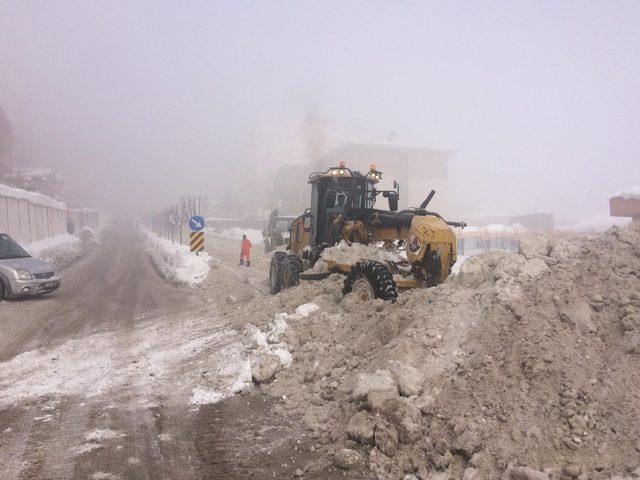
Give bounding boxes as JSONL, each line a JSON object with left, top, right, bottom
{"left": 180, "top": 196, "right": 209, "bottom": 220}
{"left": 151, "top": 213, "right": 163, "bottom": 236}
{"left": 150, "top": 196, "right": 208, "bottom": 244}
{"left": 159, "top": 207, "right": 174, "bottom": 241}
{"left": 166, "top": 203, "right": 181, "bottom": 243}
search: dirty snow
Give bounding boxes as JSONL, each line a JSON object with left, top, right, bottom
{"left": 141, "top": 228, "right": 212, "bottom": 286}
{"left": 190, "top": 388, "right": 224, "bottom": 405}
{"left": 233, "top": 221, "right": 640, "bottom": 479}
{"left": 85, "top": 429, "right": 126, "bottom": 442}
{"left": 295, "top": 302, "right": 320, "bottom": 317}
{"left": 450, "top": 254, "right": 468, "bottom": 275}
{"left": 321, "top": 241, "right": 402, "bottom": 265}
{"left": 243, "top": 307, "right": 322, "bottom": 371}
{"left": 90, "top": 473, "right": 120, "bottom": 480}
{"left": 0, "top": 313, "right": 250, "bottom": 408}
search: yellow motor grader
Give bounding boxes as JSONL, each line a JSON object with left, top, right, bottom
{"left": 268, "top": 163, "right": 465, "bottom": 301}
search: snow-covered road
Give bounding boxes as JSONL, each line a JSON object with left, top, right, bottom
{"left": 0, "top": 225, "right": 355, "bottom": 480}
{"left": 0, "top": 226, "right": 254, "bottom": 480}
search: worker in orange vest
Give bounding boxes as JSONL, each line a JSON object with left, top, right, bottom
{"left": 239, "top": 234, "right": 252, "bottom": 266}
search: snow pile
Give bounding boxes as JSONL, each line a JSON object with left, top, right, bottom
{"left": 244, "top": 303, "right": 321, "bottom": 383}
{"left": 141, "top": 228, "right": 211, "bottom": 286}
{"left": 450, "top": 254, "right": 468, "bottom": 275}
{"left": 189, "top": 338, "right": 252, "bottom": 405}
{"left": 207, "top": 227, "right": 263, "bottom": 244}
{"left": 26, "top": 233, "right": 83, "bottom": 268}
{"left": 245, "top": 314, "right": 294, "bottom": 369}
{"left": 295, "top": 302, "right": 320, "bottom": 317}
{"left": 321, "top": 241, "right": 402, "bottom": 265}
{"left": 230, "top": 222, "right": 640, "bottom": 479}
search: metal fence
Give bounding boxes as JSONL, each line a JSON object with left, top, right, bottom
{"left": 455, "top": 230, "right": 521, "bottom": 256}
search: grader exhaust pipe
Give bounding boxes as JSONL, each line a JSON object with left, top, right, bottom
{"left": 420, "top": 190, "right": 436, "bottom": 209}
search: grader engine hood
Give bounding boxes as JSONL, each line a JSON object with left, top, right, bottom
{"left": 406, "top": 214, "right": 457, "bottom": 281}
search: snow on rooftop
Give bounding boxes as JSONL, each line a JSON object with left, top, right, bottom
{"left": 0, "top": 182, "right": 66, "bottom": 210}
{"left": 611, "top": 185, "right": 640, "bottom": 201}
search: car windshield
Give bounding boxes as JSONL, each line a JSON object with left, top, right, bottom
{"left": 0, "top": 233, "right": 31, "bottom": 260}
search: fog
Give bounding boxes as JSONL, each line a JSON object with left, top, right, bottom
{"left": 1, "top": 0, "right": 639, "bottom": 221}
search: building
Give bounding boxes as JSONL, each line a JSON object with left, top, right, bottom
{"left": 610, "top": 186, "right": 640, "bottom": 221}
{"left": 248, "top": 119, "right": 454, "bottom": 217}
{"left": 316, "top": 142, "right": 453, "bottom": 214}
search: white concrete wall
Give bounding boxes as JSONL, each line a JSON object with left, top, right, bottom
{"left": 0, "top": 186, "right": 67, "bottom": 245}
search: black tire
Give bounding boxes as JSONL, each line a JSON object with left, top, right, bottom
{"left": 264, "top": 240, "right": 272, "bottom": 254}
{"left": 282, "top": 255, "right": 303, "bottom": 290}
{"left": 269, "top": 251, "right": 287, "bottom": 294}
{"left": 343, "top": 260, "right": 398, "bottom": 302}
{"left": 0, "top": 281, "right": 5, "bottom": 300}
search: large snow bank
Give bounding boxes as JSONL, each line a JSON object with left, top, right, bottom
{"left": 0, "top": 183, "right": 66, "bottom": 210}
{"left": 572, "top": 211, "right": 632, "bottom": 233}
{"left": 207, "top": 227, "right": 263, "bottom": 244}
{"left": 141, "top": 228, "right": 211, "bottom": 286}
{"left": 611, "top": 185, "right": 640, "bottom": 201}
{"left": 26, "top": 233, "right": 82, "bottom": 268}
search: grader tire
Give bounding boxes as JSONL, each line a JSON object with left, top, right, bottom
{"left": 282, "top": 255, "right": 303, "bottom": 290}
{"left": 269, "top": 251, "right": 287, "bottom": 294}
{"left": 343, "top": 260, "right": 398, "bottom": 302}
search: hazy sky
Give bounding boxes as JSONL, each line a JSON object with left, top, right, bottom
{"left": 1, "top": 0, "right": 639, "bottom": 219}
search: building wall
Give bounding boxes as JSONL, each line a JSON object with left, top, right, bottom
{"left": 610, "top": 197, "right": 640, "bottom": 220}
{"left": 0, "top": 185, "right": 67, "bottom": 245}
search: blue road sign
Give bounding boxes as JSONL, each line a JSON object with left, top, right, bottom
{"left": 189, "top": 215, "right": 205, "bottom": 232}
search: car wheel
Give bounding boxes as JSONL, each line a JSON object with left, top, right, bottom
{"left": 0, "top": 281, "right": 6, "bottom": 300}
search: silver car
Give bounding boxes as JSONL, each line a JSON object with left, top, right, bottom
{"left": 0, "top": 233, "right": 61, "bottom": 299}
